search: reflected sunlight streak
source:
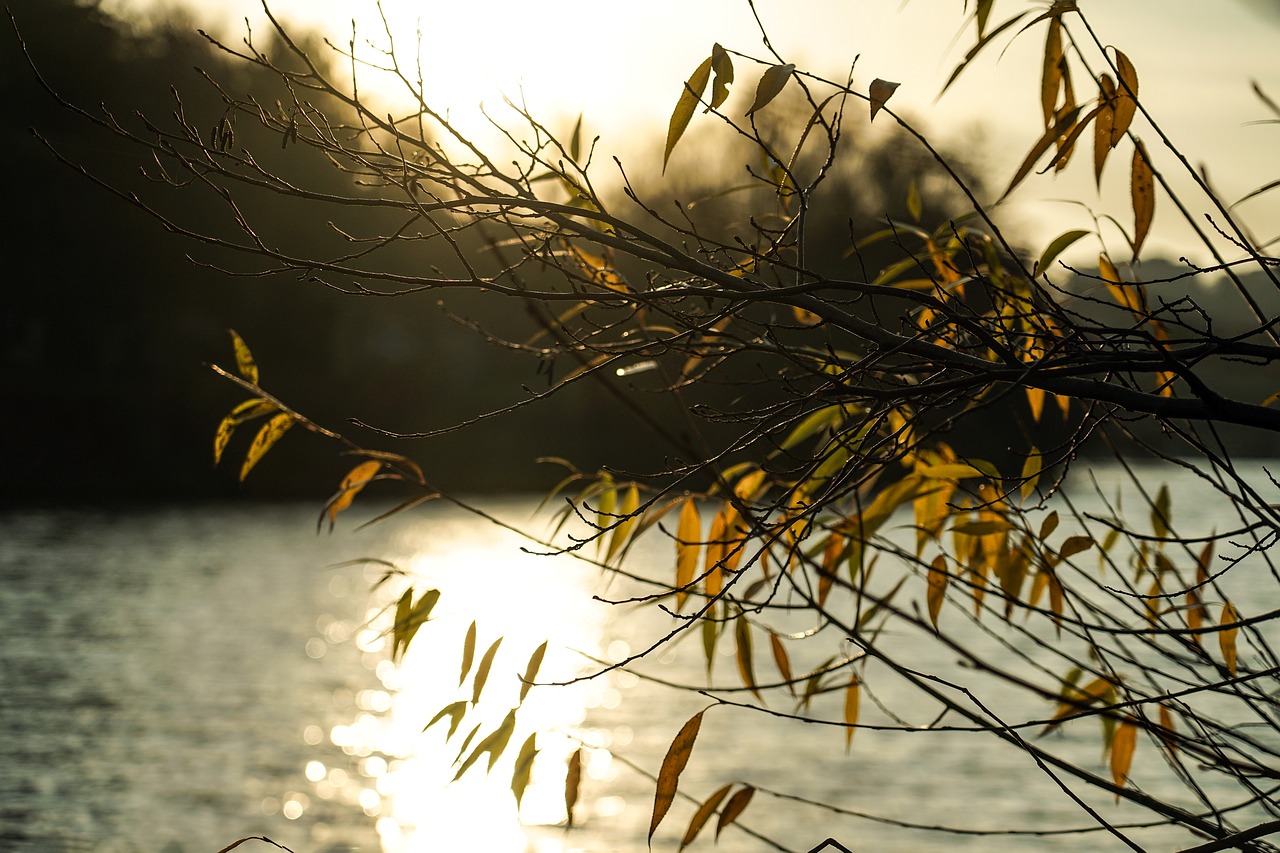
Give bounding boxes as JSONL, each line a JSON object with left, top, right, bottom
{"left": 332, "top": 505, "right": 618, "bottom": 852}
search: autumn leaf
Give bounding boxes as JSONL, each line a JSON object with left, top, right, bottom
{"left": 1111, "top": 50, "right": 1139, "bottom": 147}
{"left": 746, "top": 63, "right": 795, "bottom": 116}
{"left": 734, "top": 615, "right": 761, "bottom": 700}
{"left": 1094, "top": 73, "right": 1117, "bottom": 185}
{"left": 510, "top": 733, "right": 538, "bottom": 810}
{"left": 869, "top": 78, "right": 900, "bottom": 122}
{"left": 239, "top": 412, "right": 294, "bottom": 482}
{"left": 1110, "top": 717, "right": 1138, "bottom": 793}
{"left": 709, "top": 43, "right": 734, "bottom": 110}
{"left": 565, "top": 748, "right": 583, "bottom": 828}
{"left": 1220, "top": 601, "right": 1240, "bottom": 676}
{"left": 228, "top": 328, "right": 258, "bottom": 385}
{"left": 927, "top": 555, "right": 948, "bottom": 630}
{"left": 213, "top": 398, "right": 276, "bottom": 466}
{"left": 323, "top": 459, "right": 382, "bottom": 531}
{"left": 1131, "top": 139, "right": 1155, "bottom": 257}
{"left": 769, "top": 630, "right": 794, "bottom": 692}
{"left": 675, "top": 498, "right": 702, "bottom": 611}
{"left": 650, "top": 710, "right": 706, "bottom": 843}
{"left": 665, "top": 55, "right": 714, "bottom": 172}
{"left": 844, "top": 672, "right": 861, "bottom": 750}
{"left": 679, "top": 784, "right": 732, "bottom": 852}
{"left": 460, "top": 620, "right": 477, "bottom": 686}
{"left": 606, "top": 483, "right": 641, "bottom": 564}
{"left": 472, "top": 637, "right": 503, "bottom": 705}
{"left": 519, "top": 641, "right": 547, "bottom": 703}
{"left": 716, "top": 785, "right": 755, "bottom": 839}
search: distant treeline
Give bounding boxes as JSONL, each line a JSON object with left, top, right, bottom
{"left": 5, "top": 1, "right": 1275, "bottom": 508}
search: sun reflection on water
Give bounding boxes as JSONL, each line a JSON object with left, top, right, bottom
{"left": 315, "top": 504, "right": 619, "bottom": 852}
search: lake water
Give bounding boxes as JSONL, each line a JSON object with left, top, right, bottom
{"left": 3, "top": 464, "right": 1279, "bottom": 853}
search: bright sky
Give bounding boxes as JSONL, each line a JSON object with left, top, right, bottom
{"left": 109, "top": 0, "right": 1280, "bottom": 265}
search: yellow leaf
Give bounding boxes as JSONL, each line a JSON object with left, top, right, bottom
{"left": 769, "top": 631, "right": 794, "bottom": 692}
{"left": 471, "top": 637, "right": 503, "bottom": 705}
{"left": 1000, "top": 105, "right": 1083, "bottom": 201}
{"left": 606, "top": 483, "right": 641, "bottom": 564}
{"left": 1220, "top": 601, "right": 1240, "bottom": 676}
{"left": 1157, "top": 705, "right": 1178, "bottom": 757}
{"left": 745, "top": 62, "right": 795, "bottom": 116}
{"left": 1099, "top": 254, "right": 1144, "bottom": 316}
{"left": 704, "top": 508, "right": 728, "bottom": 599}
{"left": 868, "top": 78, "right": 900, "bottom": 121}
{"left": 238, "top": 412, "right": 294, "bottom": 482}
{"left": 1110, "top": 718, "right": 1138, "bottom": 792}
{"left": 927, "top": 555, "right": 948, "bottom": 630}
{"left": 734, "top": 616, "right": 761, "bottom": 701}
{"left": 1111, "top": 50, "right": 1139, "bottom": 147}
{"left": 709, "top": 43, "right": 734, "bottom": 110}
{"left": 1094, "top": 73, "right": 1117, "bottom": 185}
{"left": 675, "top": 498, "right": 702, "bottom": 611}
{"left": 324, "top": 460, "right": 382, "bottom": 530}
{"left": 510, "top": 733, "right": 538, "bottom": 810}
{"left": 1131, "top": 139, "right": 1155, "bottom": 257}
{"left": 679, "top": 784, "right": 732, "bottom": 852}
{"left": 519, "top": 641, "right": 547, "bottom": 703}
{"left": 1058, "top": 535, "right": 1094, "bottom": 560}
{"left": 1020, "top": 449, "right": 1043, "bottom": 501}
{"left": 1040, "top": 18, "right": 1063, "bottom": 127}
{"left": 919, "top": 463, "right": 985, "bottom": 480}
{"left": 459, "top": 620, "right": 477, "bottom": 686}
{"left": 843, "top": 673, "right": 861, "bottom": 751}
{"left": 650, "top": 711, "right": 706, "bottom": 843}
{"left": 565, "top": 748, "right": 583, "bottom": 828}
{"left": 228, "top": 328, "right": 258, "bottom": 385}
{"left": 213, "top": 398, "right": 275, "bottom": 465}
{"left": 715, "top": 785, "right": 755, "bottom": 839}
{"left": 665, "top": 55, "right": 714, "bottom": 171}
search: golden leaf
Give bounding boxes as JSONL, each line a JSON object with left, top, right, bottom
{"left": 1111, "top": 50, "right": 1139, "bottom": 147}
{"left": 675, "top": 498, "right": 702, "bottom": 611}
{"left": 606, "top": 483, "right": 641, "bottom": 565}
{"left": 927, "top": 555, "right": 948, "bottom": 630}
{"left": 665, "top": 55, "right": 714, "bottom": 171}
{"left": 1040, "top": 19, "right": 1063, "bottom": 127}
{"left": 459, "top": 620, "right": 477, "bottom": 686}
{"left": 709, "top": 43, "right": 734, "bottom": 110}
{"left": 1094, "top": 73, "right": 1117, "bottom": 185}
{"left": 716, "top": 785, "right": 755, "bottom": 839}
{"left": 1000, "top": 105, "right": 1083, "bottom": 201}
{"left": 704, "top": 507, "right": 728, "bottom": 599}
{"left": 510, "top": 733, "right": 538, "bottom": 810}
{"left": 734, "top": 616, "right": 761, "bottom": 701}
{"left": 769, "top": 631, "right": 794, "bottom": 692}
{"left": 1131, "top": 139, "right": 1155, "bottom": 257}
{"left": 679, "top": 783, "right": 732, "bottom": 852}
{"left": 565, "top": 748, "right": 583, "bottom": 828}
{"left": 868, "top": 78, "right": 900, "bottom": 122}
{"left": 650, "top": 710, "right": 706, "bottom": 842}
{"left": 228, "top": 328, "right": 258, "bottom": 385}
{"left": 519, "top": 641, "right": 547, "bottom": 703}
{"left": 324, "top": 460, "right": 383, "bottom": 530}
{"left": 1158, "top": 705, "right": 1178, "bottom": 757}
{"left": 1110, "top": 718, "right": 1138, "bottom": 792}
{"left": 843, "top": 673, "right": 861, "bottom": 751}
{"left": 213, "top": 398, "right": 276, "bottom": 466}
{"left": 746, "top": 62, "right": 795, "bottom": 116}
{"left": 471, "top": 637, "right": 503, "bottom": 705}
{"left": 1220, "top": 601, "right": 1240, "bottom": 676}
{"left": 238, "top": 412, "right": 294, "bottom": 482}
{"left": 1020, "top": 449, "right": 1043, "bottom": 501}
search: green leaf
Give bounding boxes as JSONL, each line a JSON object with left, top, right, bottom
{"left": 745, "top": 62, "right": 795, "bottom": 115}
{"left": 1034, "top": 229, "right": 1092, "bottom": 276}
{"left": 665, "top": 55, "right": 714, "bottom": 171}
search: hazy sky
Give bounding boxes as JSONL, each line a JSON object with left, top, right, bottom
{"left": 106, "top": 0, "right": 1280, "bottom": 263}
